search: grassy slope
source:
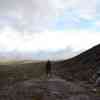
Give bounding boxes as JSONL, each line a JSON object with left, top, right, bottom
{"left": 0, "top": 61, "right": 47, "bottom": 87}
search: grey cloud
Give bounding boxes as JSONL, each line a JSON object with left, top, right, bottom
{"left": 0, "top": 0, "right": 55, "bottom": 32}
{"left": 0, "top": 0, "right": 96, "bottom": 32}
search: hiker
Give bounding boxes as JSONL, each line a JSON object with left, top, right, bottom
{"left": 46, "top": 60, "right": 51, "bottom": 77}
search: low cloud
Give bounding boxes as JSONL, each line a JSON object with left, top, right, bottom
{"left": 0, "top": 28, "right": 99, "bottom": 60}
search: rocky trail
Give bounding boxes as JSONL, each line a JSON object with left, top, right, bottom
{"left": 0, "top": 77, "right": 99, "bottom": 100}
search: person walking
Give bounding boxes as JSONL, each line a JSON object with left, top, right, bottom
{"left": 46, "top": 60, "right": 51, "bottom": 78}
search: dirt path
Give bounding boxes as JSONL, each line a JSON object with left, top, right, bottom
{"left": 0, "top": 77, "right": 99, "bottom": 100}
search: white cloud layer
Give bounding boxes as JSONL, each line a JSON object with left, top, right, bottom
{"left": 0, "top": 27, "right": 99, "bottom": 53}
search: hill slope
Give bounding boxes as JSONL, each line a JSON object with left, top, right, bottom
{"left": 52, "top": 44, "right": 100, "bottom": 82}
{"left": 0, "top": 61, "right": 47, "bottom": 88}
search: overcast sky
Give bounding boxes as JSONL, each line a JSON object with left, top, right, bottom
{"left": 0, "top": 0, "right": 98, "bottom": 60}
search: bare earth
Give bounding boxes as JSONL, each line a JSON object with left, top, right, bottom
{"left": 0, "top": 77, "right": 99, "bottom": 100}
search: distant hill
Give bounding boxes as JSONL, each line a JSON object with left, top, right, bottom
{"left": 52, "top": 44, "right": 100, "bottom": 82}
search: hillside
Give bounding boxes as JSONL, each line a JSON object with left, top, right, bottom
{"left": 52, "top": 44, "right": 100, "bottom": 82}
{"left": 0, "top": 61, "right": 47, "bottom": 88}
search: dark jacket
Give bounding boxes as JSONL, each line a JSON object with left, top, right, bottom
{"left": 46, "top": 61, "right": 51, "bottom": 74}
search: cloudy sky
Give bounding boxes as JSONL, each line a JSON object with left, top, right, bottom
{"left": 0, "top": 0, "right": 98, "bottom": 60}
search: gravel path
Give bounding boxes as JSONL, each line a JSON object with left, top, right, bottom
{"left": 0, "top": 77, "right": 99, "bottom": 100}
